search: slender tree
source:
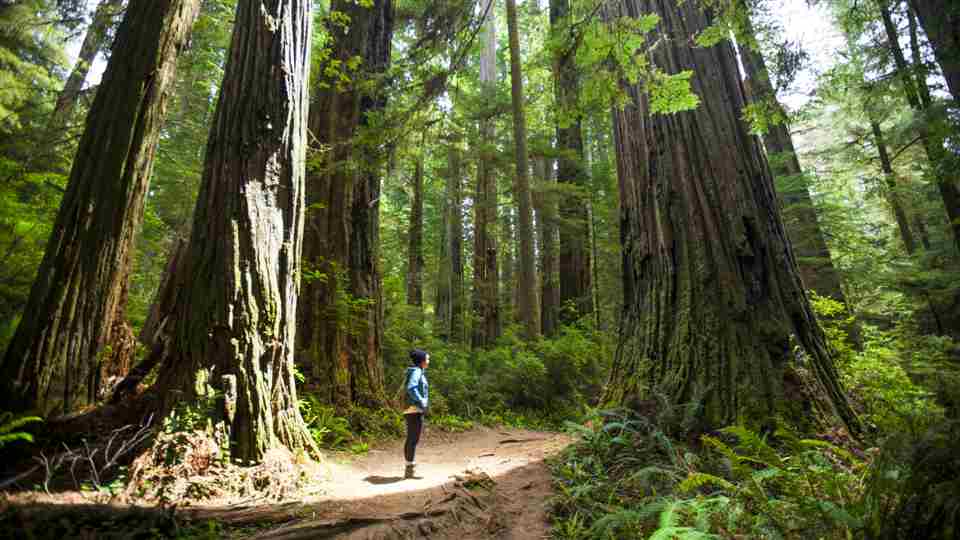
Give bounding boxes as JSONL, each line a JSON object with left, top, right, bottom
{"left": 50, "top": 0, "right": 124, "bottom": 127}
{"left": 534, "top": 156, "right": 560, "bottom": 336}
{"left": 297, "top": 0, "right": 392, "bottom": 407}
{"left": 505, "top": 0, "right": 540, "bottom": 339}
{"left": 152, "top": 0, "right": 316, "bottom": 463}
{"left": 551, "top": 0, "right": 593, "bottom": 323}
{"left": 407, "top": 147, "right": 425, "bottom": 310}
{"left": 871, "top": 118, "right": 918, "bottom": 254}
{"left": 603, "top": 0, "right": 858, "bottom": 431}
{"left": 472, "top": 0, "right": 501, "bottom": 348}
{"left": 448, "top": 141, "right": 466, "bottom": 343}
{"left": 0, "top": 0, "right": 201, "bottom": 415}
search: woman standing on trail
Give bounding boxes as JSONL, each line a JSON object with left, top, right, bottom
{"left": 404, "top": 349, "right": 429, "bottom": 478}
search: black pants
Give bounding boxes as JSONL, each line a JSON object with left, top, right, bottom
{"left": 404, "top": 412, "right": 423, "bottom": 463}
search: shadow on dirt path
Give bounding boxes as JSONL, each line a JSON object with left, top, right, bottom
{"left": 1, "top": 427, "right": 572, "bottom": 539}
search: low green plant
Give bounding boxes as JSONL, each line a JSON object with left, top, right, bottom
{"left": 0, "top": 411, "right": 42, "bottom": 449}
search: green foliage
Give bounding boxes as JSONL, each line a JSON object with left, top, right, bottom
{"left": 0, "top": 411, "right": 42, "bottom": 449}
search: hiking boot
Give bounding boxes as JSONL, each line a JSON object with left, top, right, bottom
{"left": 404, "top": 463, "right": 416, "bottom": 479}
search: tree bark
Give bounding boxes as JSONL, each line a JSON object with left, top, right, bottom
{"left": 153, "top": 0, "right": 316, "bottom": 463}
{"left": 406, "top": 151, "right": 424, "bottom": 310}
{"left": 298, "top": 0, "right": 392, "bottom": 408}
{"left": 738, "top": 13, "right": 848, "bottom": 305}
{"left": 447, "top": 143, "right": 465, "bottom": 343}
{"left": 471, "top": 0, "right": 501, "bottom": 349}
{"left": 534, "top": 157, "right": 559, "bottom": 336}
{"left": 551, "top": 0, "right": 593, "bottom": 324}
{"left": 505, "top": 0, "right": 540, "bottom": 340}
{"left": 906, "top": 0, "right": 960, "bottom": 104}
{"left": 603, "top": 0, "right": 858, "bottom": 432}
{"left": 879, "top": 0, "right": 960, "bottom": 254}
{"left": 50, "top": 0, "right": 124, "bottom": 127}
{"left": 501, "top": 206, "right": 515, "bottom": 328}
{"left": 871, "top": 119, "right": 918, "bottom": 254}
{"left": 0, "top": 0, "right": 200, "bottom": 416}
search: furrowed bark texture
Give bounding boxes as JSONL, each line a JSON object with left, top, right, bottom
{"left": 738, "top": 15, "right": 847, "bottom": 304}
{"left": 0, "top": 0, "right": 200, "bottom": 415}
{"left": 534, "top": 157, "right": 560, "bottom": 336}
{"left": 471, "top": 0, "right": 500, "bottom": 349}
{"left": 154, "top": 0, "right": 316, "bottom": 463}
{"left": 906, "top": 0, "right": 960, "bottom": 104}
{"left": 603, "top": 0, "right": 858, "bottom": 431}
{"left": 551, "top": 0, "right": 593, "bottom": 323}
{"left": 406, "top": 154, "right": 424, "bottom": 309}
{"left": 298, "top": 0, "right": 392, "bottom": 408}
{"left": 505, "top": 0, "right": 540, "bottom": 339}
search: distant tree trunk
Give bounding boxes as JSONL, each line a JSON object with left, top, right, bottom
{"left": 0, "top": 0, "right": 200, "bottom": 416}
{"left": 505, "top": 0, "right": 540, "bottom": 340}
{"left": 448, "top": 144, "right": 466, "bottom": 343}
{"left": 298, "top": 0, "right": 392, "bottom": 408}
{"left": 551, "top": 0, "right": 593, "bottom": 324}
{"left": 152, "top": 0, "right": 316, "bottom": 463}
{"left": 50, "top": 0, "right": 124, "bottom": 126}
{"left": 407, "top": 151, "right": 424, "bottom": 310}
{"left": 906, "top": 0, "right": 960, "bottom": 104}
{"left": 472, "top": 0, "right": 501, "bottom": 348}
{"left": 738, "top": 13, "right": 848, "bottom": 305}
{"left": 534, "top": 157, "right": 560, "bottom": 336}
{"left": 436, "top": 179, "right": 452, "bottom": 339}
{"left": 501, "top": 206, "right": 515, "bottom": 328}
{"left": 603, "top": 0, "right": 859, "bottom": 432}
{"left": 872, "top": 119, "right": 918, "bottom": 254}
{"left": 879, "top": 0, "right": 960, "bottom": 254}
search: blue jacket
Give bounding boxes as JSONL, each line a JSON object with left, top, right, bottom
{"left": 405, "top": 366, "right": 428, "bottom": 410}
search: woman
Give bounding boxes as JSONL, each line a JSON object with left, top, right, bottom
{"left": 403, "top": 349, "right": 429, "bottom": 479}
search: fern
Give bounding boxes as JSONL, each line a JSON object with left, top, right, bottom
{"left": 678, "top": 472, "right": 736, "bottom": 493}
{"left": 0, "top": 411, "right": 42, "bottom": 448}
{"left": 649, "top": 527, "right": 719, "bottom": 540}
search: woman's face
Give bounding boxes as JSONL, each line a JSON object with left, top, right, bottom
{"left": 423, "top": 354, "right": 430, "bottom": 369}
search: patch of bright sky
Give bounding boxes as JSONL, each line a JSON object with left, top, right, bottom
{"left": 769, "top": 0, "right": 845, "bottom": 111}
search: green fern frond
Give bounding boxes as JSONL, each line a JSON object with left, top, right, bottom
{"left": 679, "top": 472, "right": 737, "bottom": 493}
{"left": 0, "top": 412, "right": 41, "bottom": 449}
{"left": 720, "top": 426, "right": 784, "bottom": 468}
{"left": 649, "top": 526, "right": 719, "bottom": 540}
{"left": 799, "top": 438, "right": 857, "bottom": 464}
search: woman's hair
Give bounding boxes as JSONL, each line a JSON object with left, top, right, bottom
{"left": 409, "top": 349, "right": 428, "bottom": 366}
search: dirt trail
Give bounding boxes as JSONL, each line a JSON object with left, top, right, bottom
{"left": 251, "top": 426, "right": 572, "bottom": 539}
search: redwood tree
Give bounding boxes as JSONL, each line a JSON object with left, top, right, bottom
{"left": 0, "top": 0, "right": 200, "bottom": 415}
{"left": 906, "top": 0, "right": 960, "bottom": 104}
{"left": 297, "top": 0, "right": 392, "bottom": 407}
{"left": 153, "top": 0, "right": 315, "bottom": 462}
{"left": 603, "top": 0, "right": 858, "bottom": 431}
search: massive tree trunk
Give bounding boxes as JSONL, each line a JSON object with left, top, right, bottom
{"left": 505, "top": 0, "right": 540, "bottom": 340}
{"left": 407, "top": 151, "right": 424, "bottom": 310}
{"left": 471, "top": 0, "right": 500, "bottom": 349}
{"left": 879, "top": 0, "right": 960, "bottom": 254}
{"left": 603, "top": 0, "right": 858, "bottom": 431}
{"left": 448, "top": 143, "right": 466, "bottom": 343}
{"left": 738, "top": 13, "right": 847, "bottom": 304}
{"left": 550, "top": 0, "right": 593, "bottom": 324}
{"left": 534, "top": 157, "right": 560, "bottom": 336}
{"left": 153, "top": 0, "right": 316, "bottom": 463}
{"left": 0, "top": 0, "right": 200, "bottom": 416}
{"left": 298, "top": 0, "right": 392, "bottom": 408}
{"left": 50, "top": 0, "right": 124, "bottom": 126}
{"left": 906, "top": 0, "right": 960, "bottom": 104}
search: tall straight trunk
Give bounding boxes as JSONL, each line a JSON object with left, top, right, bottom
{"left": 505, "top": 0, "right": 540, "bottom": 340}
{"left": 603, "top": 0, "right": 858, "bottom": 431}
{"left": 534, "top": 157, "right": 560, "bottom": 336}
{"left": 472, "top": 0, "right": 500, "bottom": 349}
{"left": 872, "top": 119, "right": 918, "bottom": 254}
{"left": 407, "top": 151, "right": 424, "bottom": 309}
{"left": 906, "top": 0, "right": 960, "bottom": 104}
{"left": 0, "top": 0, "right": 200, "bottom": 416}
{"left": 298, "top": 0, "right": 392, "bottom": 408}
{"left": 551, "top": 0, "right": 593, "bottom": 323}
{"left": 738, "top": 12, "right": 847, "bottom": 304}
{"left": 50, "top": 0, "right": 124, "bottom": 126}
{"left": 501, "top": 206, "right": 515, "bottom": 328}
{"left": 448, "top": 143, "right": 465, "bottom": 343}
{"left": 153, "top": 0, "right": 316, "bottom": 463}
{"left": 436, "top": 183, "right": 452, "bottom": 339}
{"left": 879, "top": 0, "right": 960, "bottom": 254}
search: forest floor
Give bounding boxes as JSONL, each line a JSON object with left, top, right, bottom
{"left": 1, "top": 426, "right": 573, "bottom": 539}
